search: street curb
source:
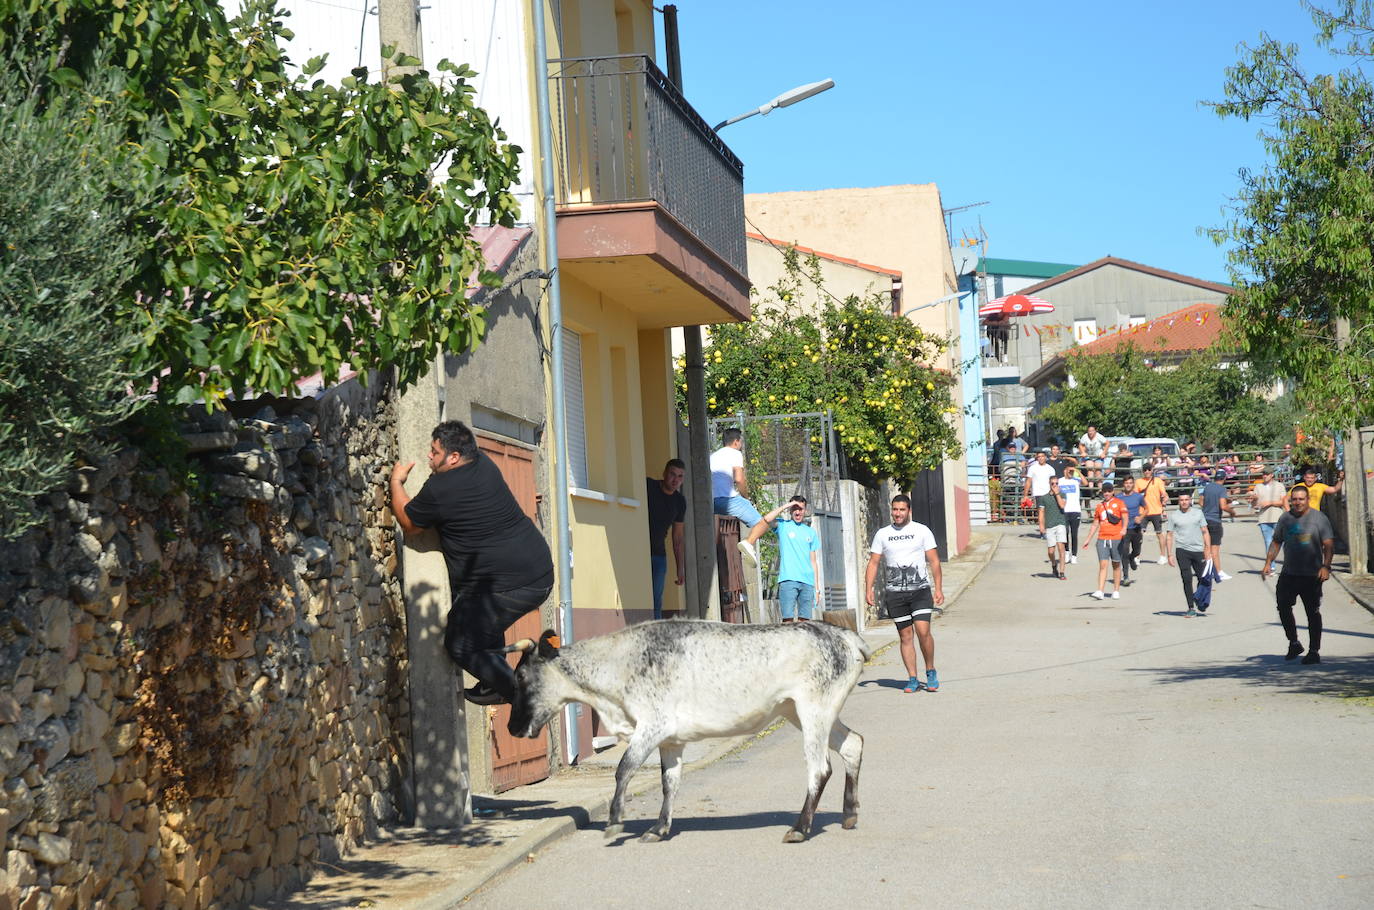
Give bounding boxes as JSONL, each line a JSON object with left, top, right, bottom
{"left": 1332, "top": 571, "right": 1374, "bottom": 617}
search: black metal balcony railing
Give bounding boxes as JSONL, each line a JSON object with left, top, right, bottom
{"left": 548, "top": 54, "right": 746, "bottom": 276}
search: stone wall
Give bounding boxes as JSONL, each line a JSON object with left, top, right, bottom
{"left": 0, "top": 378, "right": 409, "bottom": 909}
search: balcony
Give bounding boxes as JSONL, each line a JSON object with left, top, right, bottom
{"left": 548, "top": 55, "right": 750, "bottom": 327}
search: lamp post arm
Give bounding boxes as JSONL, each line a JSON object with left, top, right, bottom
{"left": 713, "top": 107, "right": 763, "bottom": 131}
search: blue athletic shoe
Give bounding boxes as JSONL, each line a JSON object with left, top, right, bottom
{"left": 925, "top": 670, "right": 940, "bottom": 692}
{"left": 902, "top": 676, "right": 923, "bottom": 693}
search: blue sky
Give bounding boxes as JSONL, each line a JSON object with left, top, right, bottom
{"left": 665, "top": 0, "right": 1334, "bottom": 284}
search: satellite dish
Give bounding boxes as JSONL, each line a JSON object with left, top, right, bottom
{"left": 950, "top": 246, "right": 978, "bottom": 276}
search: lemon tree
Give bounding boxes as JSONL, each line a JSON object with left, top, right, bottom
{"left": 681, "top": 249, "right": 964, "bottom": 490}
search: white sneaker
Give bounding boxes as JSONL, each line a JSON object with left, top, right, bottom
{"left": 1217, "top": 571, "right": 1232, "bottom": 581}
{"left": 1157, "top": 556, "right": 1169, "bottom": 565}
{"left": 1091, "top": 590, "right": 1105, "bottom": 600}
{"left": 1111, "top": 591, "right": 1120, "bottom": 599}
{"left": 1068, "top": 554, "right": 1077, "bottom": 564}
{"left": 736, "top": 539, "right": 758, "bottom": 566}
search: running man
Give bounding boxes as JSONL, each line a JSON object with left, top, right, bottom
{"left": 1138, "top": 466, "right": 1170, "bottom": 563}
{"left": 1166, "top": 492, "right": 1213, "bottom": 617}
{"left": 1081, "top": 481, "right": 1127, "bottom": 600}
{"left": 1197, "top": 471, "right": 1237, "bottom": 580}
{"left": 866, "top": 494, "right": 944, "bottom": 693}
{"left": 1117, "top": 474, "right": 1145, "bottom": 582}
{"left": 1038, "top": 475, "right": 1069, "bottom": 580}
{"left": 1026, "top": 450, "right": 1057, "bottom": 537}
{"left": 1059, "top": 465, "right": 1085, "bottom": 563}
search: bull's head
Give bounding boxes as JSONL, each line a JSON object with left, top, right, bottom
{"left": 506, "top": 629, "right": 562, "bottom": 738}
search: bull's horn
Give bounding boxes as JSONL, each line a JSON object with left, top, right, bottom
{"left": 501, "top": 639, "right": 536, "bottom": 654}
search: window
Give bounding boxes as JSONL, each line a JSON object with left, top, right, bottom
{"left": 1073, "top": 318, "right": 1098, "bottom": 344}
{"left": 1129, "top": 315, "right": 1147, "bottom": 328}
{"left": 561, "top": 327, "right": 590, "bottom": 489}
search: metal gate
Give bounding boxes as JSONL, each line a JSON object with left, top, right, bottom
{"left": 707, "top": 411, "right": 846, "bottom": 607}
{"left": 813, "top": 510, "right": 846, "bottom": 611}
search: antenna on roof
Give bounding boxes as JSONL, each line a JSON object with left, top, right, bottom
{"left": 942, "top": 201, "right": 990, "bottom": 240}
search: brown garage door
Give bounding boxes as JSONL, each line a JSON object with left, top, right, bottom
{"left": 477, "top": 434, "right": 551, "bottom": 792}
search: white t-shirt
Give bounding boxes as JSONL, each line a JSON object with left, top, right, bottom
{"left": 1058, "top": 476, "right": 1083, "bottom": 514}
{"left": 1026, "top": 461, "right": 1056, "bottom": 497}
{"left": 709, "top": 445, "right": 743, "bottom": 498}
{"left": 1079, "top": 433, "right": 1107, "bottom": 457}
{"left": 870, "top": 521, "right": 938, "bottom": 592}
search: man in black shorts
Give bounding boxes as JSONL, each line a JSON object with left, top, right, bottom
{"left": 1197, "top": 472, "right": 1236, "bottom": 581}
{"left": 391, "top": 420, "right": 554, "bottom": 705}
{"left": 865, "top": 494, "right": 944, "bottom": 693}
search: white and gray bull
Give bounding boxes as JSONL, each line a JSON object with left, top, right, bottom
{"left": 505, "top": 619, "right": 870, "bottom": 843}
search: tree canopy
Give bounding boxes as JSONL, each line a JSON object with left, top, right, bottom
{"left": 1, "top": 0, "right": 521, "bottom": 405}
{"left": 1208, "top": 0, "right": 1374, "bottom": 429}
{"left": 681, "top": 249, "right": 964, "bottom": 491}
{"left": 1036, "top": 345, "right": 1295, "bottom": 450}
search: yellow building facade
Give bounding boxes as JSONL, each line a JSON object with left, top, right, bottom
{"left": 539, "top": 0, "right": 751, "bottom": 756}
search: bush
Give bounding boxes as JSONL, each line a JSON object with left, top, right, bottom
{"left": 0, "top": 61, "right": 153, "bottom": 538}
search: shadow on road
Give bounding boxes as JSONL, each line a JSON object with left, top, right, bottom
{"left": 858, "top": 678, "right": 912, "bottom": 691}
{"left": 1131, "top": 652, "right": 1374, "bottom": 699}
{"left": 605, "top": 810, "right": 849, "bottom": 843}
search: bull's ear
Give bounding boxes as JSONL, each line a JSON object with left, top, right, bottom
{"left": 538, "top": 629, "right": 561, "bottom": 659}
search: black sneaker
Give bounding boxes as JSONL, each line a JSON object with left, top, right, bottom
{"left": 463, "top": 683, "right": 509, "bottom": 706}
{"left": 1300, "top": 652, "right": 1321, "bottom": 665}
{"left": 1285, "top": 642, "right": 1305, "bottom": 661}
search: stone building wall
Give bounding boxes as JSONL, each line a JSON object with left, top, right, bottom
{"left": 0, "top": 378, "right": 409, "bottom": 909}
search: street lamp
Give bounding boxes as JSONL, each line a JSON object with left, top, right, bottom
{"left": 712, "top": 78, "right": 836, "bottom": 131}
{"left": 908, "top": 290, "right": 974, "bottom": 313}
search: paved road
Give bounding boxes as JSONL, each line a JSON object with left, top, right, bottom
{"left": 464, "top": 524, "right": 1374, "bottom": 910}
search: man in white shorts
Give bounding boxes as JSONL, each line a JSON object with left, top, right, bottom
{"left": 866, "top": 494, "right": 944, "bottom": 693}
{"left": 1038, "top": 475, "right": 1069, "bottom": 579}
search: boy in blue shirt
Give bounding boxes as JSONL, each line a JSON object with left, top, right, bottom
{"left": 758, "top": 495, "right": 822, "bottom": 621}
{"left": 1117, "top": 475, "right": 1146, "bottom": 580}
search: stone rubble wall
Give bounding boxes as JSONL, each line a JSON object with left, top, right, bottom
{"left": 0, "top": 378, "right": 409, "bottom": 909}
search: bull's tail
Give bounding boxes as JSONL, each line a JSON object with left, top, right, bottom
{"left": 846, "top": 628, "right": 874, "bottom": 663}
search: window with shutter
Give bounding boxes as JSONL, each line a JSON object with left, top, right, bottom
{"left": 561, "top": 327, "right": 590, "bottom": 489}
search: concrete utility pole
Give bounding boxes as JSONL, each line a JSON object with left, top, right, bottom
{"left": 377, "top": 0, "right": 424, "bottom": 78}
{"left": 380, "top": 0, "right": 472, "bottom": 829}
{"left": 662, "top": 5, "right": 717, "bottom": 619}
{"left": 1336, "top": 318, "right": 1370, "bottom": 574}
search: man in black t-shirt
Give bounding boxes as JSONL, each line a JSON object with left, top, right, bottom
{"left": 391, "top": 421, "right": 553, "bottom": 705}
{"left": 645, "top": 459, "right": 687, "bottom": 620}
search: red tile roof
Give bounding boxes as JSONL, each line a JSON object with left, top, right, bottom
{"left": 1072, "top": 302, "right": 1229, "bottom": 357}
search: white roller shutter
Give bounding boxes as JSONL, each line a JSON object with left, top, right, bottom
{"left": 561, "top": 327, "right": 590, "bottom": 488}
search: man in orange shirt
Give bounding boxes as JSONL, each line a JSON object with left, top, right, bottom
{"left": 1082, "top": 481, "right": 1128, "bottom": 600}
{"left": 1138, "top": 466, "right": 1171, "bottom": 564}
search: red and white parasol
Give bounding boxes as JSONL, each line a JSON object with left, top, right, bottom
{"left": 978, "top": 294, "right": 1056, "bottom": 320}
